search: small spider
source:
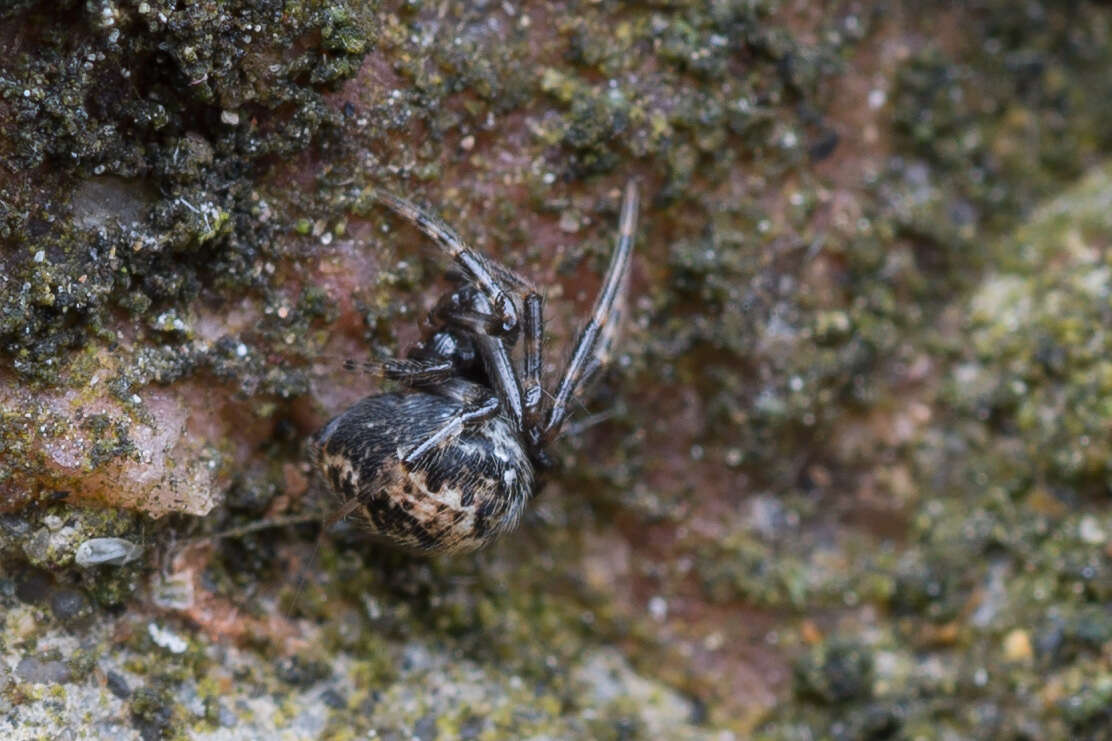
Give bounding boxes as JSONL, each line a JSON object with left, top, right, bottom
{"left": 310, "top": 181, "right": 639, "bottom": 553}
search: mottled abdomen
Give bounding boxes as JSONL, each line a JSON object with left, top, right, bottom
{"left": 309, "top": 392, "right": 535, "bottom": 553}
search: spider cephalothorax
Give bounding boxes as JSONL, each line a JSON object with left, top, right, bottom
{"left": 310, "top": 182, "right": 639, "bottom": 553}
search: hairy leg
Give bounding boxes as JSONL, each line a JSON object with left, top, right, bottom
{"left": 543, "top": 181, "right": 639, "bottom": 442}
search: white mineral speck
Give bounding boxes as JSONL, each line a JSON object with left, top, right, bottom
{"left": 1079, "top": 515, "right": 1106, "bottom": 545}
{"left": 148, "top": 622, "right": 188, "bottom": 654}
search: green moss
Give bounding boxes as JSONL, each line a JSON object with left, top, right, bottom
{"left": 793, "top": 641, "right": 874, "bottom": 705}
{"left": 761, "top": 164, "right": 1112, "bottom": 741}
{"left": 129, "top": 684, "right": 178, "bottom": 740}
{"left": 0, "top": 0, "right": 375, "bottom": 384}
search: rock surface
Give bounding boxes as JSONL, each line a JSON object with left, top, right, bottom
{"left": 2, "top": 0, "right": 1112, "bottom": 738}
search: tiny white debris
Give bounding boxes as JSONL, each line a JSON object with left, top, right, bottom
{"left": 75, "top": 537, "right": 143, "bottom": 567}
{"left": 558, "top": 211, "right": 580, "bottom": 233}
{"left": 502, "top": 468, "right": 516, "bottom": 485}
{"left": 33, "top": 250, "right": 45, "bottom": 263}
{"left": 148, "top": 623, "right": 188, "bottom": 654}
{"left": 1079, "top": 515, "right": 1106, "bottom": 545}
{"left": 236, "top": 343, "right": 248, "bottom": 357}
{"left": 648, "top": 595, "right": 668, "bottom": 621}
{"left": 704, "top": 632, "right": 725, "bottom": 651}
{"left": 130, "top": 394, "right": 142, "bottom": 404}
{"left": 221, "top": 110, "right": 241, "bottom": 126}
{"left": 868, "top": 88, "right": 887, "bottom": 110}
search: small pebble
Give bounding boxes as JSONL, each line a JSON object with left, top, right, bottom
{"left": 15, "top": 569, "right": 52, "bottom": 605}
{"left": 50, "top": 588, "right": 92, "bottom": 624}
{"left": 1003, "top": 628, "right": 1033, "bottom": 662}
{"left": 106, "top": 670, "right": 132, "bottom": 699}
{"left": 16, "top": 656, "right": 72, "bottom": 684}
{"left": 75, "top": 537, "right": 143, "bottom": 567}
{"left": 319, "top": 688, "right": 347, "bottom": 710}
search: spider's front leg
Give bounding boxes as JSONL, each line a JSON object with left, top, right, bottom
{"left": 431, "top": 282, "right": 546, "bottom": 441}
{"left": 521, "top": 292, "right": 545, "bottom": 442}
{"left": 374, "top": 188, "right": 521, "bottom": 336}
{"left": 425, "top": 285, "right": 528, "bottom": 433}
{"left": 543, "top": 181, "right": 639, "bottom": 444}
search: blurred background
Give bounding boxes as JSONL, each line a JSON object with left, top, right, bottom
{"left": 2, "top": 1, "right": 1112, "bottom": 738}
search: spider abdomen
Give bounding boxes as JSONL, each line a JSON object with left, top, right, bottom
{"left": 310, "top": 391, "right": 535, "bottom": 553}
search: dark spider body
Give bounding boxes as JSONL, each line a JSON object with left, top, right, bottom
{"left": 312, "top": 388, "right": 533, "bottom": 553}
{"left": 310, "top": 182, "right": 638, "bottom": 554}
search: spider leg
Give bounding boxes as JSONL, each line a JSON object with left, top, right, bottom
{"left": 400, "top": 392, "right": 500, "bottom": 465}
{"left": 542, "top": 181, "right": 639, "bottom": 443}
{"left": 342, "top": 357, "right": 457, "bottom": 387}
{"left": 424, "top": 285, "right": 530, "bottom": 433}
{"left": 428, "top": 299, "right": 508, "bottom": 341}
{"left": 521, "top": 293, "right": 544, "bottom": 438}
{"left": 374, "top": 188, "right": 520, "bottom": 336}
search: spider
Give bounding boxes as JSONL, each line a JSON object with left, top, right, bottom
{"left": 309, "top": 181, "right": 639, "bottom": 554}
